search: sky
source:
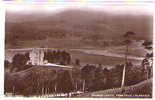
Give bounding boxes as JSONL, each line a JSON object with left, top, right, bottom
{"left": 5, "top": 3, "right": 153, "bottom": 16}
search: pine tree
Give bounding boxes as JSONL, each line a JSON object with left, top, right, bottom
{"left": 121, "top": 31, "right": 135, "bottom": 88}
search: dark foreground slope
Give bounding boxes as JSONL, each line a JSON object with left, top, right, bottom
{"left": 5, "top": 66, "right": 59, "bottom": 96}
{"left": 77, "top": 78, "right": 152, "bottom": 98}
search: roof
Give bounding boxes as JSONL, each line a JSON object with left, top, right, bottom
{"left": 43, "top": 63, "right": 73, "bottom": 69}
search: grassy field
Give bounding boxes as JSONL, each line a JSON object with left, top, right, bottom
{"left": 5, "top": 46, "right": 143, "bottom": 68}
{"left": 70, "top": 50, "right": 141, "bottom": 66}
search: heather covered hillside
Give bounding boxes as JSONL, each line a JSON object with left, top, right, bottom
{"left": 5, "top": 9, "right": 153, "bottom": 49}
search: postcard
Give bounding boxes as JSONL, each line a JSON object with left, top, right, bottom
{"left": 2, "top": 1, "right": 154, "bottom": 98}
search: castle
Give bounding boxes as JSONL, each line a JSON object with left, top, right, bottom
{"left": 29, "top": 48, "right": 45, "bottom": 65}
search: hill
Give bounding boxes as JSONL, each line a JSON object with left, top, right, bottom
{"left": 77, "top": 78, "right": 152, "bottom": 98}
{"left": 5, "top": 66, "right": 58, "bottom": 96}
{"left": 5, "top": 9, "right": 153, "bottom": 49}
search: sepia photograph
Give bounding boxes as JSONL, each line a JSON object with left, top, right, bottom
{"left": 4, "top": 3, "right": 153, "bottom": 98}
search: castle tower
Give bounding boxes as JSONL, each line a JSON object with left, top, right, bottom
{"left": 30, "top": 48, "right": 44, "bottom": 65}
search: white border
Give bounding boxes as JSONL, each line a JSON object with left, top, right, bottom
{"left": 0, "top": 1, "right": 154, "bottom": 100}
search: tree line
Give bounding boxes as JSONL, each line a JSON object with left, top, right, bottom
{"left": 44, "top": 50, "right": 71, "bottom": 65}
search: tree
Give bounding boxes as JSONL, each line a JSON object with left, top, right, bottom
{"left": 4, "top": 60, "right": 10, "bottom": 68}
{"left": 66, "top": 52, "right": 71, "bottom": 65}
{"left": 72, "top": 67, "right": 81, "bottom": 91}
{"left": 142, "top": 40, "right": 153, "bottom": 79}
{"left": 12, "top": 53, "right": 30, "bottom": 71}
{"left": 81, "top": 64, "right": 96, "bottom": 92}
{"left": 94, "top": 64, "right": 103, "bottom": 79}
{"left": 75, "top": 59, "right": 80, "bottom": 66}
{"left": 89, "top": 64, "right": 105, "bottom": 91}
{"left": 57, "top": 71, "right": 74, "bottom": 95}
{"left": 44, "top": 50, "right": 56, "bottom": 63}
{"left": 142, "top": 40, "right": 153, "bottom": 50}
{"left": 110, "top": 64, "right": 124, "bottom": 88}
{"left": 121, "top": 31, "right": 135, "bottom": 88}
{"left": 24, "top": 52, "right": 30, "bottom": 63}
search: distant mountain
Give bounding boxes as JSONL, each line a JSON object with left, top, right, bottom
{"left": 5, "top": 9, "right": 153, "bottom": 48}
